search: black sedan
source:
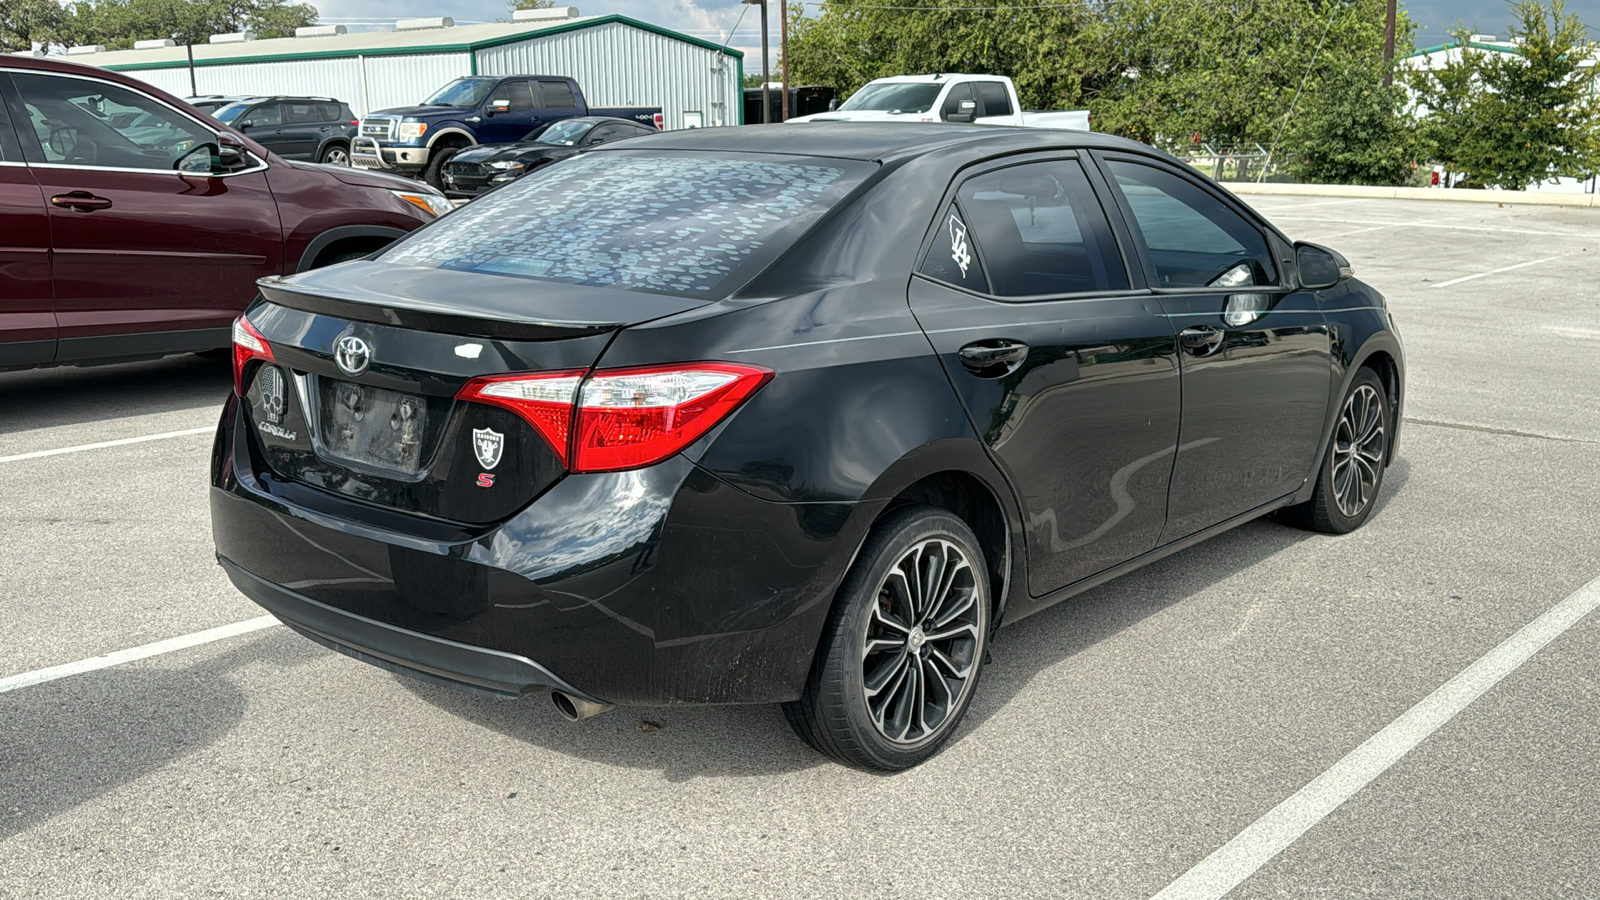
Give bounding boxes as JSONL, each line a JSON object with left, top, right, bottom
{"left": 437, "top": 115, "right": 659, "bottom": 197}
{"left": 214, "top": 124, "right": 1404, "bottom": 771}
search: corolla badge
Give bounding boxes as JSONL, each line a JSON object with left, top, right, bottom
{"left": 949, "top": 214, "right": 971, "bottom": 277}
{"left": 334, "top": 334, "right": 372, "bottom": 376}
{"left": 472, "top": 427, "right": 504, "bottom": 470}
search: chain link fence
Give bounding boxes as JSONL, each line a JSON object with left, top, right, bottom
{"left": 1171, "top": 144, "right": 1297, "bottom": 183}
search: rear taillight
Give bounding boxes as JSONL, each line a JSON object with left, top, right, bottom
{"left": 457, "top": 363, "right": 772, "bottom": 473}
{"left": 652, "top": 112, "right": 664, "bottom": 131}
{"left": 232, "top": 316, "right": 272, "bottom": 396}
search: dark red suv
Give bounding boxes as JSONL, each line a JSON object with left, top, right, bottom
{"left": 0, "top": 55, "right": 453, "bottom": 370}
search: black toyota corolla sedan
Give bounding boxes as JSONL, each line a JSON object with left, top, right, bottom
{"left": 438, "top": 115, "right": 660, "bottom": 198}
{"left": 213, "top": 124, "right": 1404, "bottom": 771}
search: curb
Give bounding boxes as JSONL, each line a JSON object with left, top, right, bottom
{"left": 1219, "top": 181, "right": 1600, "bottom": 209}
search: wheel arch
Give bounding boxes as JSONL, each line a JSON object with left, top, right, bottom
{"left": 296, "top": 225, "right": 409, "bottom": 273}
{"left": 1294, "top": 330, "right": 1406, "bottom": 504}
{"left": 425, "top": 127, "right": 477, "bottom": 150}
{"left": 853, "top": 439, "right": 1028, "bottom": 626}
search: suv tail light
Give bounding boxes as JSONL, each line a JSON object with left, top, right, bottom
{"left": 652, "top": 112, "right": 664, "bottom": 131}
{"left": 457, "top": 363, "right": 772, "bottom": 472}
{"left": 232, "top": 316, "right": 273, "bottom": 396}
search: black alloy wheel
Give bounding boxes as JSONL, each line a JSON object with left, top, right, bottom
{"left": 784, "top": 505, "right": 990, "bottom": 771}
{"left": 1283, "top": 367, "right": 1390, "bottom": 534}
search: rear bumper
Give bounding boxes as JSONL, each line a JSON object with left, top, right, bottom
{"left": 221, "top": 557, "right": 601, "bottom": 703}
{"left": 210, "top": 394, "right": 868, "bottom": 706}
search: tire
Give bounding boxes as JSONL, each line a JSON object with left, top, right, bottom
{"left": 422, "top": 145, "right": 463, "bottom": 191}
{"left": 319, "top": 143, "right": 350, "bottom": 166}
{"left": 1282, "top": 367, "right": 1391, "bottom": 534}
{"left": 784, "top": 505, "right": 991, "bottom": 771}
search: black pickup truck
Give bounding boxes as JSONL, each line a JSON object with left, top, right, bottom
{"left": 352, "top": 75, "right": 661, "bottom": 188}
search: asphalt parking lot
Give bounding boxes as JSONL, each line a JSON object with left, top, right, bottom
{"left": 3, "top": 194, "right": 1598, "bottom": 898}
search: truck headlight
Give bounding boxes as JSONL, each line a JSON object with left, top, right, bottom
{"left": 392, "top": 190, "right": 454, "bottom": 218}
{"left": 396, "top": 120, "right": 428, "bottom": 142}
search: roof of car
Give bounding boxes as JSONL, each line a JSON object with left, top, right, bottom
{"left": 619, "top": 122, "right": 1161, "bottom": 163}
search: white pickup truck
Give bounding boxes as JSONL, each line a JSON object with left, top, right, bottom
{"left": 786, "top": 74, "right": 1090, "bottom": 130}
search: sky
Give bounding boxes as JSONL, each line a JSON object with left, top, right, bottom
{"left": 310, "top": 1, "right": 1600, "bottom": 71}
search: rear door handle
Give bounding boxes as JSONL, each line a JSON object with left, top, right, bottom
{"left": 958, "top": 339, "right": 1029, "bottom": 376}
{"left": 51, "top": 192, "right": 112, "bottom": 212}
{"left": 1179, "top": 325, "right": 1224, "bottom": 354}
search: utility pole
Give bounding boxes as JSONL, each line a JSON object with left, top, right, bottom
{"left": 743, "top": 0, "right": 770, "bottom": 123}
{"left": 780, "top": 0, "right": 789, "bottom": 121}
{"left": 1383, "top": 0, "right": 1397, "bottom": 86}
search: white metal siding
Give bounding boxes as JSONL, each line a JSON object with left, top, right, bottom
{"left": 113, "top": 52, "right": 470, "bottom": 115}
{"left": 360, "top": 53, "right": 472, "bottom": 115}
{"left": 475, "top": 23, "right": 740, "bottom": 129}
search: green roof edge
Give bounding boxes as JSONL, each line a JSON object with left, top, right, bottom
{"left": 1406, "top": 40, "right": 1524, "bottom": 58}
{"left": 97, "top": 14, "right": 743, "bottom": 73}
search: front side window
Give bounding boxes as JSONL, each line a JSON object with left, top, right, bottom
{"left": 240, "top": 103, "right": 282, "bottom": 128}
{"left": 1105, "top": 160, "right": 1277, "bottom": 288}
{"left": 500, "top": 82, "right": 535, "bottom": 110}
{"left": 13, "top": 73, "right": 212, "bottom": 171}
{"left": 380, "top": 152, "right": 873, "bottom": 297}
{"left": 424, "top": 78, "right": 494, "bottom": 108}
{"left": 837, "top": 83, "right": 942, "bottom": 114}
{"left": 952, "top": 159, "right": 1128, "bottom": 297}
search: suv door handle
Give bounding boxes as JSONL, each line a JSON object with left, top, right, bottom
{"left": 958, "top": 339, "right": 1029, "bottom": 376}
{"left": 51, "top": 192, "right": 112, "bottom": 212}
{"left": 1179, "top": 325, "right": 1225, "bottom": 354}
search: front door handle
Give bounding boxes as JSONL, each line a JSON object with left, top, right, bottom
{"left": 51, "top": 191, "right": 112, "bottom": 212}
{"left": 1179, "top": 325, "right": 1225, "bottom": 355}
{"left": 464, "top": 116, "right": 481, "bottom": 124}
{"left": 958, "top": 339, "right": 1029, "bottom": 376}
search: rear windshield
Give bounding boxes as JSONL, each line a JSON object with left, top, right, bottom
{"left": 379, "top": 152, "right": 873, "bottom": 297}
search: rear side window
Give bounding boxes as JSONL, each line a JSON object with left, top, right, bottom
{"left": 1105, "top": 160, "right": 1277, "bottom": 288}
{"left": 953, "top": 159, "right": 1128, "bottom": 297}
{"left": 538, "top": 80, "right": 578, "bottom": 109}
{"left": 284, "top": 102, "right": 321, "bottom": 125}
{"left": 380, "top": 153, "right": 873, "bottom": 297}
{"left": 974, "top": 82, "right": 1012, "bottom": 117}
{"left": 919, "top": 202, "right": 988, "bottom": 293}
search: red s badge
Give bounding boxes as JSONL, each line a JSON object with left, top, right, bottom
{"left": 476, "top": 473, "right": 495, "bottom": 488}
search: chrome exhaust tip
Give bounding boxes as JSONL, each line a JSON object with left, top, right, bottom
{"left": 551, "top": 690, "right": 614, "bottom": 721}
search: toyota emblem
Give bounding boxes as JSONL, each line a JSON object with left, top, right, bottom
{"left": 334, "top": 334, "right": 371, "bottom": 376}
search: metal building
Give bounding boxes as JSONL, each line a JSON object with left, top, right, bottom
{"left": 79, "top": 11, "right": 745, "bottom": 129}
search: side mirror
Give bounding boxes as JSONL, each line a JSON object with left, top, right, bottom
{"left": 237, "top": 121, "right": 252, "bottom": 131}
{"left": 48, "top": 126, "right": 79, "bottom": 157}
{"left": 1295, "top": 242, "right": 1352, "bottom": 290}
{"left": 827, "top": 98, "right": 839, "bottom": 111}
{"left": 175, "top": 141, "right": 221, "bottom": 174}
{"left": 945, "top": 99, "right": 978, "bottom": 123}
{"left": 487, "top": 99, "right": 510, "bottom": 116}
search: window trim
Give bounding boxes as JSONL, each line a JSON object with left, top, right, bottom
{"left": 0, "top": 67, "right": 268, "bottom": 178}
{"left": 914, "top": 149, "right": 1146, "bottom": 304}
{"left": 1087, "top": 149, "right": 1284, "bottom": 294}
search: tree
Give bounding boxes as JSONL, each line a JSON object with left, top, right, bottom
{"left": 1, "top": 0, "right": 65, "bottom": 53}
{"left": 1470, "top": 0, "right": 1600, "bottom": 187}
{"left": 1282, "top": 57, "right": 1420, "bottom": 185}
{"left": 39, "top": 0, "right": 316, "bottom": 51}
{"left": 785, "top": 0, "right": 1100, "bottom": 110}
{"left": 509, "top": 0, "right": 555, "bottom": 11}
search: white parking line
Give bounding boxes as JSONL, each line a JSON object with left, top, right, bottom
{"left": 1431, "top": 255, "right": 1566, "bottom": 289}
{"left": 0, "top": 426, "right": 213, "bottom": 464}
{"left": 0, "top": 615, "right": 281, "bottom": 694}
{"left": 1149, "top": 573, "right": 1600, "bottom": 900}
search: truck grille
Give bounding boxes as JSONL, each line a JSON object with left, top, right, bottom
{"left": 360, "top": 117, "right": 397, "bottom": 141}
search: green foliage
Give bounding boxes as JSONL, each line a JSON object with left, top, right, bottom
{"left": 21, "top": 0, "right": 316, "bottom": 50}
{"left": 1411, "top": 1, "right": 1600, "bottom": 188}
{"left": 508, "top": 0, "right": 556, "bottom": 11}
{"left": 1, "top": 0, "right": 66, "bottom": 53}
{"left": 787, "top": 0, "right": 1421, "bottom": 184}
{"left": 784, "top": 0, "right": 1099, "bottom": 111}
